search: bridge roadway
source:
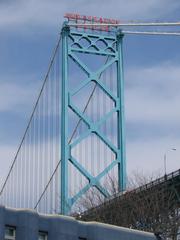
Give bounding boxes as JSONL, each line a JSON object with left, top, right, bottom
{"left": 80, "top": 168, "right": 180, "bottom": 232}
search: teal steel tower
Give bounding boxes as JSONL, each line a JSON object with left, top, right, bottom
{"left": 60, "top": 20, "right": 126, "bottom": 215}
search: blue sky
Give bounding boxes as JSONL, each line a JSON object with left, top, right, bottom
{"left": 0, "top": 0, "right": 180, "bottom": 185}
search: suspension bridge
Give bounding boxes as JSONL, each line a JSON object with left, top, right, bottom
{"left": 0, "top": 14, "right": 180, "bottom": 216}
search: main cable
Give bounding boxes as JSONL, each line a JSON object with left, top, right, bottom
{"left": 67, "top": 22, "right": 180, "bottom": 27}
{"left": 0, "top": 34, "right": 62, "bottom": 196}
{"left": 122, "top": 30, "right": 180, "bottom": 36}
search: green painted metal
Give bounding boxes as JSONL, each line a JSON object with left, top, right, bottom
{"left": 61, "top": 24, "right": 69, "bottom": 214}
{"left": 117, "top": 31, "right": 126, "bottom": 191}
{"left": 60, "top": 23, "right": 126, "bottom": 214}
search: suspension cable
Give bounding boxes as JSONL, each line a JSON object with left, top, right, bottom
{"left": 0, "top": 34, "right": 62, "bottom": 195}
{"left": 67, "top": 22, "right": 180, "bottom": 27}
{"left": 34, "top": 53, "right": 112, "bottom": 209}
{"left": 122, "top": 31, "right": 180, "bottom": 36}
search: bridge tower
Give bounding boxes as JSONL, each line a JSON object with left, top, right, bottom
{"left": 60, "top": 15, "right": 126, "bottom": 214}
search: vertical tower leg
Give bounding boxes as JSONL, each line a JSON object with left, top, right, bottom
{"left": 117, "top": 32, "right": 126, "bottom": 191}
{"left": 60, "top": 27, "right": 127, "bottom": 215}
{"left": 61, "top": 25, "right": 69, "bottom": 215}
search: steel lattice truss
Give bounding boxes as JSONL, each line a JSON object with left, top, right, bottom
{"left": 61, "top": 25, "right": 126, "bottom": 214}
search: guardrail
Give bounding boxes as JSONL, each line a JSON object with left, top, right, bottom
{"left": 81, "top": 168, "right": 180, "bottom": 217}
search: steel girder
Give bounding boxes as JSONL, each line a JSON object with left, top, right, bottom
{"left": 61, "top": 23, "right": 126, "bottom": 214}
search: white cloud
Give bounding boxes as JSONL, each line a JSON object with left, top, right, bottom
{"left": 0, "top": 139, "right": 61, "bottom": 211}
{"left": 127, "top": 137, "right": 180, "bottom": 176}
{"left": 0, "top": 0, "right": 180, "bottom": 199}
{"left": 125, "top": 62, "right": 180, "bottom": 125}
{"left": 0, "top": 0, "right": 179, "bottom": 32}
{"left": 0, "top": 74, "right": 41, "bottom": 112}
{"left": 78, "top": 0, "right": 180, "bottom": 21}
{"left": 1, "top": 62, "right": 180, "bottom": 188}
{"left": 0, "top": 145, "right": 17, "bottom": 186}
{"left": 125, "top": 62, "right": 180, "bottom": 176}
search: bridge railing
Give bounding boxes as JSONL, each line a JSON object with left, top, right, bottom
{"left": 81, "top": 168, "right": 180, "bottom": 216}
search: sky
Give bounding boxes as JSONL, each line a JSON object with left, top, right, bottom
{"left": 0, "top": 0, "right": 180, "bottom": 186}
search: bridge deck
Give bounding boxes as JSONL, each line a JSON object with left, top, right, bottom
{"left": 80, "top": 168, "right": 180, "bottom": 237}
